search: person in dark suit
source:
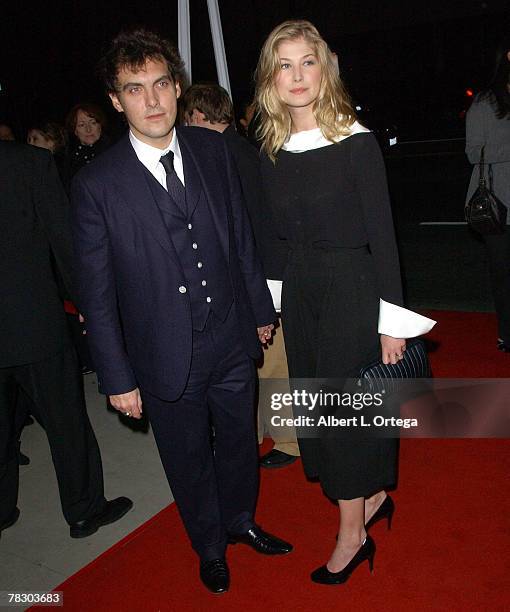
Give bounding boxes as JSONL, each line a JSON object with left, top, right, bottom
{"left": 72, "top": 29, "right": 292, "bottom": 594}
{"left": 181, "top": 82, "right": 299, "bottom": 469}
{"left": 0, "top": 141, "right": 132, "bottom": 541}
{"left": 0, "top": 123, "right": 15, "bottom": 140}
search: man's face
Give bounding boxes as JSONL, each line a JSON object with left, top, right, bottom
{"left": 109, "top": 57, "right": 181, "bottom": 149}
{"left": 0, "top": 124, "right": 15, "bottom": 141}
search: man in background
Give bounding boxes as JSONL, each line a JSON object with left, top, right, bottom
{"left": 0, "top": 140, "right": 132, "bottom": 540}
{"left": 0, "top": 123, "right": 15, "bottom": 140}
{"left": 182, "top": 82, "right": 299, "bottom": 468}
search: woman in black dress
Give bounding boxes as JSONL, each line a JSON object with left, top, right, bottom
{"left": 255, "top": 20, "right": 427, "bottom": 584}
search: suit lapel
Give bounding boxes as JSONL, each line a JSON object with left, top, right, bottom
{"left": 144, "top": 167, "right": 187, "bottom": 222}
{"left": 179, "top": 139, "right": 201, "bottom": 218}
{"left": 111, "top": 135, "right": 181, "bottom": 265}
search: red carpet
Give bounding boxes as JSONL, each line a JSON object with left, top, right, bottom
{"left": 425, "top": 310, "right": 510, "bottom": 377}
{"left": 41, "top": 311, "right": 510, "bottom": 611}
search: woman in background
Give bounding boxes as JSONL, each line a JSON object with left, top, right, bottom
{"left": 466, "top": 37, "right": 510, "bottom": 353}
{"left": 64, "top": 105, "right": 111, "bottom": 373}
{"left": 27, "top": 121, "right": 66, "bottom": 153}
{"left": 65, "top": 103, "right": 110, "bottom": 185}
{"left": 255, "top": 20, "right": 431, "bottom": 585}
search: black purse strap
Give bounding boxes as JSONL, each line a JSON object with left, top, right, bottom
{"left": 479, "top": 146, "right": 486, "bottom": 187}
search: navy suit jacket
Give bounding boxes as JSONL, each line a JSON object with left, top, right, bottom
{"left": 71, "top": 127, "right": 276, "bottom": 400}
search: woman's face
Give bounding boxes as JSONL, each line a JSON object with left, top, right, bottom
{"left": 275, "top": 38, "right": 322, "bottom": 113}
{"left": 27, "top": 129, "right": 55, "bottom": 152}
{"left": 74, "top": 109, "right": 101, "bottom": 145}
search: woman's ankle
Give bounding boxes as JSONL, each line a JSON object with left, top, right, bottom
{"left": 366, "top": 491, "right": 386, "bottom": 506}
{"left": 337, "top": 530, "right": 366, "bottom": 549}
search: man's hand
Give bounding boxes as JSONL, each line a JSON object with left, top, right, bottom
{"left": 257, "top": 324, "right": 274, "bottom": 344}
{"left": 380, "top": 334, "right": 406, "bottom": 365}
{"left": 109, "top": 388, "right": 143, "bottom": 419}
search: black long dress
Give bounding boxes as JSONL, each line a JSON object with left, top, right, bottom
{"left": 260, "top": 131, "right": 403, "bottom": 499}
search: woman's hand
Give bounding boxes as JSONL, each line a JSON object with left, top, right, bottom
{"left": 380, "top": 334, "right": 406, "bottom": 365}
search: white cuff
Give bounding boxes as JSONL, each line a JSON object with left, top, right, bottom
{"left": 267, "top": 279, "right": 283, "bottom": 313}
{"left": 378, "top": 299, "right": 436, "bottom": 338}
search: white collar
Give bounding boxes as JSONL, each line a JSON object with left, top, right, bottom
{"left": 129, "top": 129, "right": 182, "bottom": 172}
{"left": 282, "top": 119, "right": 370, "bottom": 153}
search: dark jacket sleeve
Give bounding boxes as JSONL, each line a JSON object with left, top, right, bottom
{"left": 224, "top": 130, "right": 288, "bottom": 280}
{"left": 221, "top": 139, "right": 277, "bottom": 326}
{"left": 350, "top": 133, "right": 404, "bottom": 306}
{"left": 71, "top": 172, "right": 137, "bottom": 395}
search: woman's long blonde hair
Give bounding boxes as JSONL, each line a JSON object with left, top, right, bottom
{"left": 255, "top": 20, "right": 356, "bottom": 161}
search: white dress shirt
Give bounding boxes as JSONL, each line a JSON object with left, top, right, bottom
{"left": 129, "top": 129, "right": 185, "bottom": 188}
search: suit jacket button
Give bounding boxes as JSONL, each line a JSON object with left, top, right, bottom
{"left": 179, "top": 286, "right": 187, "bottom": 293}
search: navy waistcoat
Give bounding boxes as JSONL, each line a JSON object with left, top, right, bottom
{"left": 142, "top": 146, "right": 233, "bottom": 331}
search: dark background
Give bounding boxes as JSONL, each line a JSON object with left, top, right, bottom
{"left": 1, "top": 1, "right": 509, "bottom": 312}
{"left": 1, "top": 1, "right": 509, "bottom": 139}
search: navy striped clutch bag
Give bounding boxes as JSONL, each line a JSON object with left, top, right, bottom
{"left": 358, "top": 339, "right": 431, "bottom": 395}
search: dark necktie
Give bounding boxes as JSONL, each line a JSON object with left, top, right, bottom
{"left": 160, "top": 151, "right": 186, "bottom": 214}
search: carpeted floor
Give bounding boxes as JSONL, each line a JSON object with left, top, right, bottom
{"left": 40, "top": 311, "right": 510, "bottom": 611}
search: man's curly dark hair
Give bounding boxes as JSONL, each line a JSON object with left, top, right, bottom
{"left": 98, "top": 28, "right": 185, "bottom": 93}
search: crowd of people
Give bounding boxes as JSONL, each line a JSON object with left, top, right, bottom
{"left": 1, "top": 19, "right": 508, "bottom": 597}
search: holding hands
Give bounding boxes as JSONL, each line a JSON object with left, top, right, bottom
{"left": 257, "top": 324, "right": 275, "bottom": 344}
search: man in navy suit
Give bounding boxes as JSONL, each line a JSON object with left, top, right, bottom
{"left": 71, "top": 29, "right": 292, "bottom": 593}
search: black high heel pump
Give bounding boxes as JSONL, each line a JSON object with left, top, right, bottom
{"left": 366, "top": 495, "right": 395, "bottom": 531}
{"left": 311, "top": 535, "right": 375, "bottom": 585}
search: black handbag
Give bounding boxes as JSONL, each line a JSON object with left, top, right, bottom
{"left": 464, "top": 147, "right": 507, "bottom": 235}
{"left": 358, "top": 338, "right": 431, "bottom": 395}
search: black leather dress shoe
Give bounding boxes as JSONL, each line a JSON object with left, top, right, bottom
{"left": 497, "top": 339, "right": 510, "bottom": 353}
{"left": 229, "top": 526, "right": 293, "bottom": 555}
{"left": 260, "top": 449, "right": 298, "bottom": 469}
{"left": 199, "top": 558, "right": 230, "bottom": 594}
{"left": 0, "top": 508, "right": 20, "bottom": 539}
{"left": 69, "top": 496, "right": 133, "bottom": 538}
